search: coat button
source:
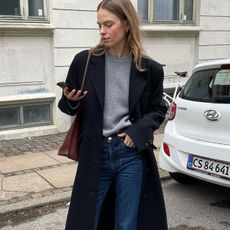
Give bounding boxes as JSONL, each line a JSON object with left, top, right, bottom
{"left": 144, "top": 142, "right": 149, "bottom": 148}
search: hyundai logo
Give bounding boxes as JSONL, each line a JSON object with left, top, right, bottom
{"left": 204, "top": 109, "right": 221, "bottom": 121}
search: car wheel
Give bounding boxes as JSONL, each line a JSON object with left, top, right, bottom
{"left": 169, "top": 172, "right": 198, "bottom": 184}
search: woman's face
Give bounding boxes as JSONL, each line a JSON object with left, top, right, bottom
{"left": 97, "top": 8, "right": 129, "bottom": 51}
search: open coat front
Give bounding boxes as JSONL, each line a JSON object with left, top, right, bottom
{"left": 58, "top": 50, "right": 168, "bottom": 230}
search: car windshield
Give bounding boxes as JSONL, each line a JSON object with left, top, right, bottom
{"left": 180, "top": 67, "right": 230, "bottom": 103}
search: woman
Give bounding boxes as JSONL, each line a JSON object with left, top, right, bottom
{"left": 58, "top": 0, "right": 168, "bottom": 229}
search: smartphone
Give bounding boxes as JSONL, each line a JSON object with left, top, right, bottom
{"left": 57, "top": 82, "right": 74, "bottom": 91}
{"left": 57, "top": 82, "right": 85, "bottom": 96}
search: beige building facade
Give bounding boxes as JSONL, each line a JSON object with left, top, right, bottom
{"left": 0, "top": 0, "right": 229, "bottom": 139}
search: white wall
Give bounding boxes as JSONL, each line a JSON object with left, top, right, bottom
{"left": 143, "top": 33, "right": 198, "bottom": 88}
{"left": 199, "top": 0, "right": 230, "bottom": 62}
{"left": 52, "top": 0, "right": 101, "bottom": 132}
{"left": 0, "top": 35, "right": 53, "bottom": 96}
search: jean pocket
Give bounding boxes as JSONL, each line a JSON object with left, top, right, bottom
{"left": 119, "top": 139, "right": 136, "bottom": 150}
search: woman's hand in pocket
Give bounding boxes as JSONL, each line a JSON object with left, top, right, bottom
{"left": 117, "top": 132, "right": 135, "bottom": 148}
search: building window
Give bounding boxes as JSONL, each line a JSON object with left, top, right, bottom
{"left": 138, "top": 0, "right": 195, "bottom": 24}
{"left": 0, "top": 0, "right": 47, "bottom": 21}
{"left": 0, "top": 103, "right": 53, "bottom": 130}
{"left": 28, "top": 0, "right": 44, "bottom": 17}
{"left": 0, "top": 0, "right": 21, "bottom": 16}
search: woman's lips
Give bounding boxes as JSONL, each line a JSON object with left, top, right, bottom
{"left": 103, "top": 38, "right": 110, "bottom": 42}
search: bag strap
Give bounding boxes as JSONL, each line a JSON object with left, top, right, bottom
{"left": 80, "top": 49, "right": 92, "bottom": 91}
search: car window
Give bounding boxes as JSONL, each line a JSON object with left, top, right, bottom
{"left": 211, "top": 69, "right": 230, "bottom": 102}
{"left": 180, "top": 68, "right": 230, "bottom": 103}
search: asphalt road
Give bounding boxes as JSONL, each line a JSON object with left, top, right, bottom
{"left": 1, "top": 179, "right": 230, "bottom": 230}
{"left": 163, "top": 179, "right": 230, "bottom": 230}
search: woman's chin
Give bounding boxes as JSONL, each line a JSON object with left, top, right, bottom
{"left": 104, "top": 44, "right": 112, "bottom": 48}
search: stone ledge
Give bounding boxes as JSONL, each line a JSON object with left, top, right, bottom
{"left": 141, "top": 24, "right": 201, "bottom": 35}
{"left": 0, "top": 23, "right": 55, "bottom": 36}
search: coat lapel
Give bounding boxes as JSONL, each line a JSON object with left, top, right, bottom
{"left": 87, "top": 54, "right": 105, "bottom": 110}
{"left": 129, "top": 61, "right": 147, "bottom": 113}
{"left": 87, "top": 54, "right": 147, "bottom": 113}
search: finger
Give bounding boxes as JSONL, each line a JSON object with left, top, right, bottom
{"left": 63, "top": 87, "right": 70, "bottom": 96}
{"left": 75, "top": 90, "right": 83, "bottom": 97}
{"left": 124, "top": 141, "right": 134, "bottom": 148}
{"left": 73, "top": 91, "right": 87, "bottom": 100}
{"left": 124, "top": 136, "right": 135, "bottom": 147}
{"left": 65, "top": 90, "right": 77, "bottom": 100}
{"left": 124, "top": 138, "right": 131, "bottom": 146}
{"left": 117, "top": 132, "right": 126, "bottom": 137}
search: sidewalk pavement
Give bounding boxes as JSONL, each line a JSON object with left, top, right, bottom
{"left": 0, "top": 131, "right": 169, "bottom": 217}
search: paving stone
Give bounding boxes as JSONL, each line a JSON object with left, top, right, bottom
{"left": 3, "top": 172, "right": 53, "bottom": 193}
{"left": 0, "top": 152, "right": 59, "bottom": 173}
{"left": 31, "top": 193, "right": 43, "bottom": 199}
{"left": 0, "top": 190, "right": 27, "bottom": 201}
{"left": 0, "top": 133, "right": 66, "bottom": 157}
{"left": 41, "top": 190, "right": 53, "bottom": 196}
{"left": 154, "top": 133, "right": 164, "bottom": 148}
{"left": 0, "top": 200, "right": 9, "bottom": 205}
{"left": 0, "top": 174, "right": 3, "bottom": 190}
{"left": 62, "top": 187, "right": 72, "bottom": 192}
{"left": 37, "top": 164, "right": 77, "bottom": 188}
{"left": 45, "top": 150, "right": 75, "bottom": 164}
{"left": 158, "top": 169, "right": 170, "bottom": 179}
{"left": 53, "top": 188, "right": 64, "bottom": 194}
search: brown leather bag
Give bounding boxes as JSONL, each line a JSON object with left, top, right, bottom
{"left": 57, "top": 50, "right": 91, "bottom": 161}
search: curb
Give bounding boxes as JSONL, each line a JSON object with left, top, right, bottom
{"left": 159, "top": 170, "right": 171, "bottom": 180}
{"left": 0, "top": 191, "right": 71, "bottom": 216}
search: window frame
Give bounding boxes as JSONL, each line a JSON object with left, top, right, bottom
{"left": 0, "top": 102, "right": 53, "bottom": 131}
{"left": 139, "top": 0, "right": 196, "bottom": 24}
{"left": 0, "top": 0, "right": 48, "bottom": 22}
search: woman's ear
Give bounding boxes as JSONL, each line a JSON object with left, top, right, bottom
{"left": 123, "top": 20, "right": 130, "bottom": 33}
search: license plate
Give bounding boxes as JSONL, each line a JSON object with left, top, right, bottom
{"left": 187, "top": 155, "right": 230, "bottom": 180}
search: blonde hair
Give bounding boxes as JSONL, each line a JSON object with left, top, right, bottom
{"left": 93, "top": 0, "right": 146, "bottom": 71}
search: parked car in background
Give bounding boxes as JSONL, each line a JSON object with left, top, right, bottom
{"left": 160, "top": 59, "right": 230, "bottom": 188}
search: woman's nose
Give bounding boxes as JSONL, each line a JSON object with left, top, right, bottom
{"left": 100, "top": 26, "right": 106, "bottom": 34}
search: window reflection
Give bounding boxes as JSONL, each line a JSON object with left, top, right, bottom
{"left": 0, "top": 0, "right": 20, "bottom": 16}
{"left": 28, "top": 0, "right": 44, "bottom": 17}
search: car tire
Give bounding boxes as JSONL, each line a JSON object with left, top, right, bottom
{"left": 169, "top": 172, "right": 198, "bottom": 184}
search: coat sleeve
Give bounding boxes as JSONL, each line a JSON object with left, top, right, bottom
{"left": 58, "top": 95, "right": 80, "bottom": 116}
{"left": 58, "top": 50, "right": 88, "bottom": 116}
{"left": 125, "top": 62, "right": 167, "bottom": 152}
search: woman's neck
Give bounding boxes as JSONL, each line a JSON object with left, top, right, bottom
{"left": 107, "top": 43, "right": 130, "bottom": 57}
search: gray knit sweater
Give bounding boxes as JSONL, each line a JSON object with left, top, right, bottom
{"left": 103, "top": 53, "right": 132, "bottom": 137}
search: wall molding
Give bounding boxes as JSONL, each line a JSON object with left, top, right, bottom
{"left": 141, "top": 25, "right": 201, "bottom": 35}
{"left": 0, "top": 23, "right": 55, "bottom": 36}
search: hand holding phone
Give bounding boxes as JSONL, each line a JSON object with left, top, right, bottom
{"left": 57, "top": 81, "right": 87, "bottom": 100}
{"left": 57, "top": 82, "right": 74, "bottom": 91}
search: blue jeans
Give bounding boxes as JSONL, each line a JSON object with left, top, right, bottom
{"left": 94, "top": 136, "right": 144, "bottom": 230}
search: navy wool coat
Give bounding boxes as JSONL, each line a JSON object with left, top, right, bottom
{"left": 58, "top": 50, "right": 168, "bottom": 230}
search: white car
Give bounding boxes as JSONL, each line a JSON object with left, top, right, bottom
{"left": 160, "top": 59, "right": 230, "bottom": 188}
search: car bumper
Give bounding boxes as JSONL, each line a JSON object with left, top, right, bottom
{"left": 159, "top": 122, "right": 230, "bottom": 188}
